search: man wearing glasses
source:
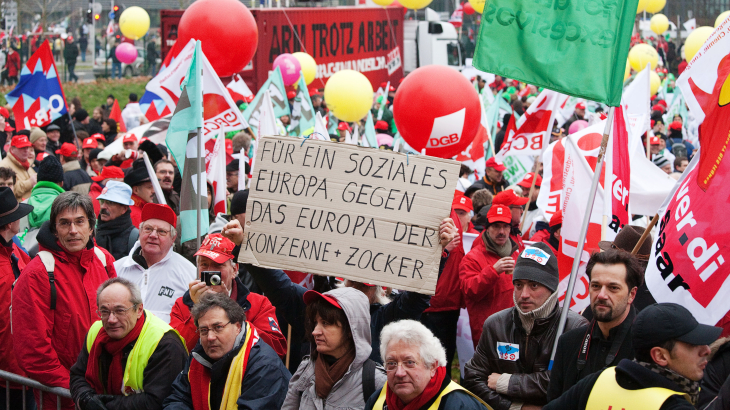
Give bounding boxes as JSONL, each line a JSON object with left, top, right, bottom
{"left": 70, "top": 278, "right": 187, "bottom": 410}
{"left": 115, "top": 204, "right": 196, "bottom": 323}
{"left": 163, "top": 292, "right": 291, "bottom": 409}
{"left": 13, "top": 192, "right": 117, "bottom": 410}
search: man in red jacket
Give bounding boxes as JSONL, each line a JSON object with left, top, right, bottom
{"left": 460, "top": 204, "right": 520, "bottom": 347}
{"left": 492, "top": 189, "right": 528, "bottom": 251}
{"left": 12, "top": 192, "right": 116, "bottom": 410}
{"left": 169, "top": 234, "right": 287, "bottom": 357}
{"left": 0, "top": 187, "right": 33, "bottom": 408}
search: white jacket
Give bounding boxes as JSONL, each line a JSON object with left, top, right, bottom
{"left": 114, "top": 241, "right": 196, "bottom": 323}
{"left": 121, "top": 102, "right": 143, "bottom": 131}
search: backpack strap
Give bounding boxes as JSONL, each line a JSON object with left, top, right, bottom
{"left": 93, "top": 247, "right": 109, "bottom": 274}
{"left": 128, "top": 228, "right": 139, "bottom": 253}
{"left": 362, "top": 359, "right": 377, "bottom": 404}
{"left": 37, "top": 251, "right": 56, "bottom": 310}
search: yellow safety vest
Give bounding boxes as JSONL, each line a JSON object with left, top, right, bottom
{"left": 86, "top": 310, "right": 186, "bottom": 395}
{"left": 372, "top": 380, "right": 493, "bottom": 410}
{"left": 586, "top": 367, "right": 690, "bottom": 410}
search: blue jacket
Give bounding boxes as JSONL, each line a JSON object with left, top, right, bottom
{"left": 162, "top": 324, "right": 291, "bottom": 410}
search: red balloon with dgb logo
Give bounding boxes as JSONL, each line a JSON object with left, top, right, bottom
{"left": 393, "top": 65, "right": 481, "bottom": 158}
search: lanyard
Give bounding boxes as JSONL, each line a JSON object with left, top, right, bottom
{"left": 576, "top": 318, "right": 630, "bottom": 372}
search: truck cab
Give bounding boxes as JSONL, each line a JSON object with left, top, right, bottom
{"left": 403, "top": 8, "right": 462, "bottom": 74}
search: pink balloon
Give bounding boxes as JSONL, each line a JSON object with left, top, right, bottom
{"left": 568, "top": 120, "right": 589, "bottom": 135}
{"left": 115, "top": 43, "right": 138, "bottom": 64}
{"left": 273, "top": 54, "right": 301, "bottom": 86}
{"left": 376, "top": 133, "right": 394, "bottom": 147}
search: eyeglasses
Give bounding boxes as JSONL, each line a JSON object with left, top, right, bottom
{"left": 385, "top": 360, "right": 420, "bottom": 372}
{"left": 141, "top": 225, "right": 171, "bottom": 237}
{"left": 97, "top": 304, "right": 137, "bottom": 319}
{"left": 56, "top": 218, "right": 89, "bottom": 230}
{"left": 197, "top": 321, "right": 231, "bottom": 337}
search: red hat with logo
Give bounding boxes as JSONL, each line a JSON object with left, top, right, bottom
{"left": 487, "top": 204, "right": 512, "bottom": 224}
{"left": 650, "top": 136, "right": 661, "bottom": 145}
{"left": 140, "top": 203, "right": 177, "bottom": 228}
{"left": 303, "top": 290, "right": 343, "bottom": 309}
{"left": 452, "top": 194, "right": 473, "bottom": 213}
{"left": 36, "top": 152, "right": 50, "bottom": 162}
{"left": 0, "top": 107, "right": 10, "bottom": 119}
{"left": 287, "top": 90, "right": 296, "bottom": 100}
{"left": 194, "top": 233, "right": 236, "bottom": 264}
{"left": 225, "top": 139, "right": 233, "bottom": 155}
{"left": 389, "top": 85, "right": 396, "bottom": 92}
{"left": 337, "top": 122, "right": 350, "bottom": 131}
{"left": 91, "top": 165, "right": 125, "bottom": 182}
{"left": 10, "top": 135, "right": 32, "bottom": 148}
{"left": 91, "top": 133, "right": 106, "bottom": 142}
{"left": 651, "top": 104, "right": 664, "bottom": 113}
{"left": 517, "top": 172, "right": 542, "bottom": 189}
{"left": 669, "top": 121, "right": 683, "bottom": 131}
{"left": 656, "top": 99, "right": 667, "bottom": 108}
{"left": 4, "top": 123, "right": 14, "bottom": 132}
{"left": 549, "top": 210, "right": 563, "bottom": 228}
{"left": 374, "top": 120, "right": 389, "bottom": 131}
{"left": 575, "top": 102, "right": 586, "bottom": 110}
{"left": 82, "top": 137, "right": 97, "bottom": 149}
{"left": 122, "top": 134, "right": 137, "bottom": 143}
{"left": 55, "top": 142, "right": 78, "bottom": 157}
{"left": 493, "top": 189, "right": 529, "bottom": 206}
{"left": 485, "top": 157, "right": 506, "bottom": 172}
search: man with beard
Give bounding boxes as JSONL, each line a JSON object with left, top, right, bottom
{"left": 465, "top": 158, "right": 509, "bottom": 196}
{"left": 492, "top": 190, "right": 529, "bottom": 251}
{"left": 154, "top": 159, "right": 179, "bottom": 214}
{"left": 95, "top": 181, "right": 139, "bottom": 260}
{"left": 546, "top": 250, "right": 643, "bottom": 401}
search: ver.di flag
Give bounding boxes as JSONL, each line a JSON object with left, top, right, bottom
{"left": 165, "top": 40, "right": 208, "bottom": 243}
{"left": 207, "top": 131, "right": 228, "bottom": 215}
{"left": 605, "top": 105, "right": 631, "bottom": 236}
{"left": 472, "top": 0, "right": 640, "bottom": 106}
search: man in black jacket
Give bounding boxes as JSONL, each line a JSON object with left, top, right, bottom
{"left": 547, "top": 250, "right": 643, "bottom": 400}
{"left": 465, "top": 157, "right": 510, "bottom": 197}
{"left": 95, "top": 181, "right": 138, "bottom": 260}
{"left": 70, "top": 278, "right": 187, "bottom": 410}
{"left": 544, "top": 303, "right": 721, "bottom": 410}
{"left": 57, "top": 142, "right": 92, "bottom": 194}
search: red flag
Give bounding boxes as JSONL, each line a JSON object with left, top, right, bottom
{"left": 496, "top": 89, "right": 561, "bottom": 160}
{"left": 609, "top": 106, "right": 631, "bottom": 234}
{"left": 455, "top": 98, "right": 490, "bottom": 177}
{"left": 109, "top": 99, "right": 126, "bottom": 132}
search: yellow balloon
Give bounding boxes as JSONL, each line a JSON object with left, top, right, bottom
{"left": 650, "top": 14, "right": 669, "bottom": 34}
{"left": 372, "top": 0, "right": 394, "bottom": 5}
{"left": 624, "top": 59, "right": 631, "bottom": 81}
{"left": 469, "top": 0, "right": 486, "bottom": 13}
{"left": 644, "top": 0, "right": 665, "bottom": 13}
{"left": 684, "top": 26, "right": 714, "bottom": 61}
{"left": 324, "top": 70, "right": 373, "bottom": 123}
{"left": 649, "top": 71, "right": 661, "bottom": 96}
{"left": 292, "top": 52, "right": 317, "bottom": 86}
{"left": 398, "top": 0, "right": 433, "bottom": 9}
{"left": 715, "top": 11, "right": 730, "bottom": 28}
{"left": 119, "top": 6, "right": 150, "bottom": 40}
{"left": 628, "top": 43, "right": 658, "bottom": 72}
{"left": 636, "top": 0, "right": 649, "bottom": 14}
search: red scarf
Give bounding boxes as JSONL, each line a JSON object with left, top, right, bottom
{"left": 85, "top": 312, "right": 146, "bottom": 394}
{"left": 386, "top": 366, "right": 447, "bottom": 410}
{"left": 10, "top": 152, "right": 30, "bottom": 170}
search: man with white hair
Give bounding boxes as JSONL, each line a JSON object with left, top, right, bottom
{"left": 115, "top": 204, "right": 196, "bottom": 322}
{"left": 366, "top": 319, "right": 488, "bottom": 410}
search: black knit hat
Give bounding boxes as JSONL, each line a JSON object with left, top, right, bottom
{"left": 89, "top": 148, "right": 103, "bottom": 161}
{"left": 37, "top": 155, "right": 64, "bottom": 184}
{"left": 230, "top": 189, "right": 249, "bottom": 216}
{"left": 513, "top": 242, "right": 560, "bottom": 292}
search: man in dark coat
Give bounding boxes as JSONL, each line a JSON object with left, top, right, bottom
{"left": 57, "top": 142, "right": 92, "bottom": 194}
{"left": 63, "top": 37, "right": 79, "bottom": 82}
{"left": 95, "top": 181, "right": 138, "bottom": 261}
{"left": 465, "top": 158, "right": 510, "bottom": 197}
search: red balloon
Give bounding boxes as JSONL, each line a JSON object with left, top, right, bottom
{"left": 394, "top": 66, "right": 481, "bottom": 158}
{"left": 178, "top": 0, "right": 258, "bottom": 77}
{"left": 463, "top": 2, "right": 475, "bottom": 14}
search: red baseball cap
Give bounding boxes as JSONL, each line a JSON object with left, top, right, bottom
{"left": 669, "top": 121, "right": 682, "bottom": 131}
{"left": 287, "top": 90, "right": 296, "bottom": 99}
{"left": 485, "top": 157, "right": 506, "bottom": 172}
{"left": 122, "top": 134, "right": 137, "bottom": 143}
{"left": 487, "top": 204, "right": 512, "bottom": 224}
{"left": 651, "top": 104, "right": 664, "bottom": 113}
{"left": 55, "top": 142, "right": 78, "bottom": 156}
{"left": 656, "top": 99, "right": 667, "bottom": 108}
{"left": 575, "top": 102, "right": 586, "bottom": 110}
{"left": 82, "top": 137, "right": 97, "bottom": 149}
{"left": 452, "top": 194, "right": 473, "bottom": 213}
{"left": 549, "top": 209, "right": 563, "bottom": 227}
{"left": 650, "top": 136, "right": 661, "bottom": 145}
{"left": 10, "top": 135, "right": 32, "bottom": 148}
{"left": 194, "top": 233, "right": 236, "bottom": 264}
{"left": 337, "top": 122, "right": 350, "bottom": 131}
{"left": 36, "top": 152, "right": 50, "bottom": 162}
{"left": 493, "top": 189, "right": 529, "bottom": 206}
{"left": 0, "top": 107, "right": 10, "bottom": 119}
{"left": 517, "top": 172, "right": 542, "bottom": 189}
{"left": 91, "top": 133, "right": 106, "bottom": 142}
{"left": 225, "top": 139, "right": 233, "bottom": 155}
{"left": 4, "top": 123, "right": 14, "bottom": 132}
{"left": 374, "top": 120, "right": 389, "bottom": 131}
{"left": 303, "top": 290, "right": 343, "bottom": 309}
{"left": 91, "top": 165, "right": 125, "bottom": 182}
{"left": 140, "top": 203, "right": 177, "bottom": 228}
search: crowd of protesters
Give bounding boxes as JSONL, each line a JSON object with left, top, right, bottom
{"left": 0, "top": 68, "right": 727, "bottom": 410}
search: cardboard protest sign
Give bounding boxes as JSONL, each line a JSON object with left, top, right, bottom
{"left": 238, "top": 135, "right": 461, "bottom": 294}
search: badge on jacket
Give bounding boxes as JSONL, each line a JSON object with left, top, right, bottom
{"left": 497, "top": 342, "right": 520, "bottom": 361}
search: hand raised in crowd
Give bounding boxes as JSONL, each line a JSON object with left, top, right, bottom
{"left": 493, "top": 256, "right": 515, "bottom": 273}
{"left": 439, "top": 217, "right": 457, "bottom": 248}
{"left": 445, "top": 233, "right": 461, "bottom": 253}
{"left": 221, "top": 219, "right": 244, "bottom": 246}
{"left": 188, "top": 278, "right": 229, "bottom": 304}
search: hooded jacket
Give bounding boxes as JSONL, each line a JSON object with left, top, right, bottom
{"left": 282, "top": 287, "right": 387, "bottom": 410}
{"left": 0, "top": 152, "right": 37, "bottom": 200}
{"left": 27, "top": 181, "right": 65, "bottom": 228}
{"left": 114, "top": 241, "right": 197, "bottom": 323}
{"left": 12, "top": 221, "right": 116, "bottom": 410}
{"left": 460, "top": 232, "right": 520, "bottom": 346}
{"left": 169, "top": 276, "right": 287, "bottom": 357}
{"left": 95, "top": 209, "right": 137, "bottom": 261}
{"left": 162, "top": 322, "right": 291, "bottom": 410}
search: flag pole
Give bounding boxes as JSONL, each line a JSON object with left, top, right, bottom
{"left": 196, "top": 125, "right": 202, "bottom": 251}
{"left": 631, "top": 213, "right": 659, "bottom": 255}
{"left": 519, "top": 156, "right": 540, "bottom": 233}
{"left": 549, "top": 105, "right": 615, "bottom": 369}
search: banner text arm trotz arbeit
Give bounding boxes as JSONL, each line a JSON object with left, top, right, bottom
{"left": 238, "top": 135, "right": 461, "bottom": 295}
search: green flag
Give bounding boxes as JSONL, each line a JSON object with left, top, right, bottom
{"left": 242, "top": 67, "right": 290, "bottom": 136}
{"left": 364, "top": 112, "right": 378, "bottom": 148}
{"left": 165, "top": 40, "right": 207, "bottom": 243}
{"left": 289, "top": 73, "right": 315, "bottom": 136}
{"left": 472, "top": 0, "right": 639, "bottom": 106}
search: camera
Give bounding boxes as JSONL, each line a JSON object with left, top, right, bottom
{"left": 201, "top": 271, "right": 222, "bottom": 286}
